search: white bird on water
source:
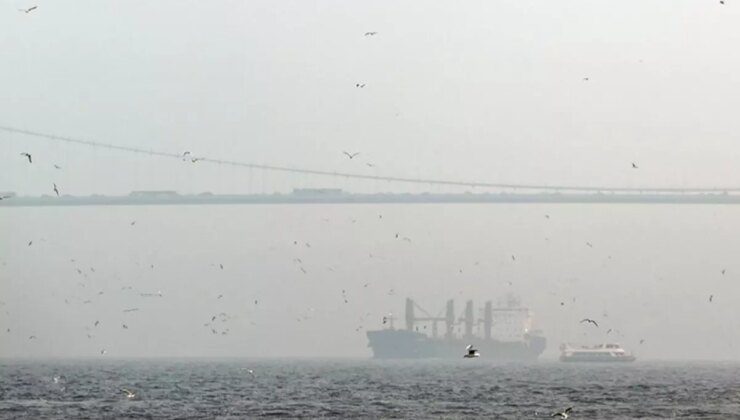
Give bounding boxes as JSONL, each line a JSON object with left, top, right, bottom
{"left": 551, "top": 407, "right": 573, "bottom": 419}
{"left": 122, "top": 388, "right": 136, "bottom": 399}
{"left": 463, "top": 344, "right": 480, "bottom": 358}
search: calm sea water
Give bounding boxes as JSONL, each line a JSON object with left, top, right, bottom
{"left": 1, "top": 359, "right": 739, "bottom": 419}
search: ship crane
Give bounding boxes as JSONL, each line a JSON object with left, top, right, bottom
{"left": 405, "top": 298, "right": 498, "bottom": 340}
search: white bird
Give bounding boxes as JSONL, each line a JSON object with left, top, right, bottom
{"left": 364, "top": 31, "right": 378, "bottom": 36}
{"left": 631, "top": 162, "right": 639, "bottom": 169}
{"left": 100, "top": 349, "right": 107, "bottom": 355}
{"left": 53, "top": 183, "right": 60, "bottom": 197}
{"left": 121, "top": 388, "right": 136, "bottom": 399}
{"left": 20, "top": 152, "right": 32, "bottom": 163}
{"left": 19, "top": 6, "right": 38, "bottom": 13}
{"left": 343, "top": 151, "right": 360, "bottom": 159}
{"left": 463, "top": 344, "right": 480, "bottom": 358}
{"left": 551, "top": 407, "right": 573, "bottom": 419}
{"left": 580, "top": 318, "right": 598, "bottom": 327}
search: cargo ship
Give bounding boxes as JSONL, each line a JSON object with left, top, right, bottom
{"left": 559, "top": 343, "right": 636, "bottom": 363}
{"left": 366, "top": 296, "right": 546, "bottom": 360}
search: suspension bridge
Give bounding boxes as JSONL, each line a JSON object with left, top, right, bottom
{"left": 2, "top": 125, "right": 740, "bottom": 206}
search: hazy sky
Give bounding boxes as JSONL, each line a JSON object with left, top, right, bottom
{"left": 2, "top": 0, "right": 740, "bottom": 195}
{"left": 2, "top": 1, "right": 740, "bottom": 360}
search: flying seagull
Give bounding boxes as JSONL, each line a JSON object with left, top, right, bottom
{"left": 551, "top": 407, "right": 573, "bottom": 419}
{"left": 721, "top": 269, "right": 726, "bottom": 275}
{"left": 355, "top": 83, "right": 366, "bottom": 88}
{"left": 463, "top": 344, "right": 480, "bottom": 358}
{"left": 583, "top": 77, "right": 589, "bottom": 81}
{"left": 20, "top": 152, "right": 32, "bottom": 163}
{"left": 580, "top": 318, "right": 599, "bottom": 327}
{"left": 53, "top": 183, "right": 60, "bottom": 197}
{"left": 54, "top": 164, "right": 62, "bottom": 169}
{"left": 343, "top": 151, "right": 360, "bottom": 159}
{"left": 121, "top": 389, "right": 136, "bottom": 399}
{"left": 364, "top": 31, "right": 378, "bottom": 36}
{"left": 100, "top": 349, "right": 107, "bottom": 355}
{"left": 631, "top": 162, "right": 638, "bottom": 169}
{"left": 709, "top": 294, "right": 714, "bottom": 303}
{"left": 19, "top": 6, "right": 38, "bottom": 13}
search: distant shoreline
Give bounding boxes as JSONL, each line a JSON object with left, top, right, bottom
{"left": 3, "top": 191, "right": 740, "bottom": 207}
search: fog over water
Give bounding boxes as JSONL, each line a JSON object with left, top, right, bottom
{"left": 2, "top": 0, "right": 740, "bottom": 362}
{"left": 2, "top": 204, "right": 739, "bottom": 360}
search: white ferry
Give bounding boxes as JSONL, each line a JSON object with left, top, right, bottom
{"left": 559, "top": 343, "right": 636, "bottom": 363}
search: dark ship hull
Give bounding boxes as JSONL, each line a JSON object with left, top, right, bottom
{"left": 367, "top": 329, "right": 546, "bottom": 360}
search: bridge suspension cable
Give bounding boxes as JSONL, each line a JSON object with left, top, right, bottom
{"left": 2, "top": 125, "right": 739, "bottom": 193}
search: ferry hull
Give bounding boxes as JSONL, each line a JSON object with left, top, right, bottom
{"left": 560, "top": 354, "right": 636, "bottom": 363}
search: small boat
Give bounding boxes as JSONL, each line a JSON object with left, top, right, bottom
{"left": 559, "top": 343, "right": 636, "bottom": 363}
